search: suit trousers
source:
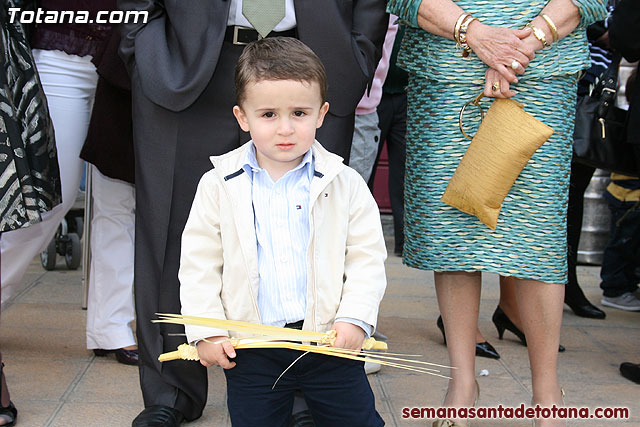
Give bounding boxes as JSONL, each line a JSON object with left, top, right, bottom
{"left": 224, "top": 348, "right": 384, "bottom": 427}
{"left": 86, "top": 168, "right": 136, "bottom": 350}
{"left": 0, "top": 50, "right": 97, "bottom": 305}
{"left": 372, "top": 91, "right": 406, "bottom": 254}
{"left": 566, "top": 160, "right": 595, "bottom": 289}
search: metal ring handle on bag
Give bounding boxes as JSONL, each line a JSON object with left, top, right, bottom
{"left": 459, "top": 91, "right": 485, "bottom": 139}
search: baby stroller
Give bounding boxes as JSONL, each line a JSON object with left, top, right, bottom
{"left": 40, "top": 189, "right": 84, "bottom": 270}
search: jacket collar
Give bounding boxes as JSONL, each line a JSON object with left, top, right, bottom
{"left": 209, "top": 140, "right": 345, "bottom": 191}
{"left": 207, "top": 141, "right": 346, "bottom": 297}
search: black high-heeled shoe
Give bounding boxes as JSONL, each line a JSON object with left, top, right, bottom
{"left": 492, "top": 306, "right": 565, "bottom": 352}
{"left": 436, "top": 315, "right": 501, "bottom": 359}
{"left": 0, "top": 363, "right": 17, "bottom": 427}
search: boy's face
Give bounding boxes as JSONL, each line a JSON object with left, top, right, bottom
{"left": 233, "top": 79, "right": 329, "bottom": 175}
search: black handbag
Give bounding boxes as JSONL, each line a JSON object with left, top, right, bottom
{"left": 573, "top": 54, "right": 637, "bottom": 175}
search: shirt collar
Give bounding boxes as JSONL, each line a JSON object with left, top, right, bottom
{"left": 242, "top": 142, "right": 314, "bottom": 182}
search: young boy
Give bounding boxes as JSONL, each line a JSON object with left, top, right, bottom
{"left": 178, "top": 37, "right": 387, "bottom": 426}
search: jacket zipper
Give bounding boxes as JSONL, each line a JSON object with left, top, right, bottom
{"left": 308, "top": 207, "right": 317, "bottom": 331}
{"left": 218, "top": 169, "right": 262, "bottom": 323}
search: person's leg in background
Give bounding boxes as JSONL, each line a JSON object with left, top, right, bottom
{"left": 0, "top": 258, "right": 17, "bottom": 426}
{"left": 86, "top": 167, "right": 137, "bottom": 364}
{"left": 565, "top": 160, "right": 605, "bottom": 318}
{"left": 349, "top": 112, "right": 381, "bottom": 182}
{"left": 384, "top": 92, "right": 406, "bottom": 255}
{"left": 371, "top": 90, "right": 406, "bottom": 256}
{"left": 600, "top": 199, "right": 640, "bottom": 311}
{"left": 0, "top": 49, "right": 97, "bottom": 304}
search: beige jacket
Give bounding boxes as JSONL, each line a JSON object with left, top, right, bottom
{"left": 179, "top": 141, "right": 387, "bottom": 342}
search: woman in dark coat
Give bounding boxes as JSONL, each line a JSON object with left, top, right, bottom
{"left": 81, "top": 28, "right": 138, "bottom": 366}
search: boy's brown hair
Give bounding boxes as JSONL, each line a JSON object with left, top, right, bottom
{"left": 235, "top": 37, "right": 327, "bottom": 106}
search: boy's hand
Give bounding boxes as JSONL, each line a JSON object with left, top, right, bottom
{"left": 331, "top": 322, "right": 365, "bottom": 351}
{"left": 196, "top": 336, "right": 236, "bottom": 369}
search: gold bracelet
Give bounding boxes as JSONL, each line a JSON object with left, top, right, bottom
{"left": 540, "top": 14, "right": 559, "bottom": 43}
{"left": 454, "top": 12, "right": 472, "bottom": 42}
{"left": 458, "top": 16, "right": 478, "bottom": 57}
{"left": 526, "top": 23, "right": 550, "bottom": 48}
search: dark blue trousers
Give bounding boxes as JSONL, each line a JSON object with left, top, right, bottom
{"left": 600, "top": 200, "right": 640, "bottom": 297}
{"left": 223, "top": 348, "right": 384, "bottom": 427}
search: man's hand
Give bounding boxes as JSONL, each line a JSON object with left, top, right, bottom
{"left": 331, "top": 322, "right": 366, "bottom": 351}
{"left": 196, "top": 336, "right": 236, "bottom": 369}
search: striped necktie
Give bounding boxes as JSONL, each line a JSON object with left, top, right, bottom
{"left": 242, "top": 0, "right": 286, "bottom": 38}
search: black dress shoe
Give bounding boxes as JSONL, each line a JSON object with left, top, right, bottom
{"left": 566, "top": 300, "right": 606, "bottom": 319}
{"left": 492, "top": 306, "right": 565, "bottom": 352}
{"left": 93, "top": 348, "right": 139, "bottom": 365}
{"left": 132, "top": 405, "right": 184, "bottom": 427}
{"left": 620, "top": 362, "right": 640, "bottom": 384}
{"left": 436, "top": 315, "right": 501, "bottom": 360}
{"left": 565, "top": 294, "right": 606, "bottom": 319}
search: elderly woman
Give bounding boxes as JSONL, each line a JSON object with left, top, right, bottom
{"left": 386, "top": 0, "right": 607, "bottom": 425}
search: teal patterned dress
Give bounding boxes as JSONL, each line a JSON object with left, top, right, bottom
{"left": 386, "top": 0, "right": 608, "bottom": 284}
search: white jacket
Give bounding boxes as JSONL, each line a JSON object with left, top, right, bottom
{"left": 179, "top": 141, "right": 387, "bottom": 342}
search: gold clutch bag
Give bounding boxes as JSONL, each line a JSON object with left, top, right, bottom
{"left": 441, "top": 93, "right": 554, "bottom": 230}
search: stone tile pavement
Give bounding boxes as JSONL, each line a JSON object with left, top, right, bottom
{"left": 1, "top": 216, "right": 639, "bottom": 426}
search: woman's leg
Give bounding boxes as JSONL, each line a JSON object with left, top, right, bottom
{"left": 0, "top": 252, "right": 8, "bottom": 411}
{"left": 0, "top": 246, "right": 17, "bottom": 426}
{"left": 86, "top": 168, "right": 136, "bottom": 351}
{"left": 514, "top": 279, "right": 565, "bottom": 425}
{"left": 435, "top": 271, "right": 481, "bottom": 410}
{"left": 0, "top": 49, "right": 97, "bottom": 304}
{"left": 499, "top": 276, "right": 523, "bottom": 328}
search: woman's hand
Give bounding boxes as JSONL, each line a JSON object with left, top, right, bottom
{"left": 196, "top": 336, "right": 237, "bottom": 369}
{"left": 483, "top": 68, "right": 516, "bottom": 98}
{"left": 467, "top": 21, "right": 536, "bottom": 83}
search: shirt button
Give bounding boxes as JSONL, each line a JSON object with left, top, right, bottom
{"left": 280, "top": 256, "right": 288, "bottom": 263}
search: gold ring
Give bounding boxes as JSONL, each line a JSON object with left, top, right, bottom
{"left": 511, "top": 59, "right": 521, "bottom": 70}
{"left": 491, "top": 82, "right": 500, "bottom": 92}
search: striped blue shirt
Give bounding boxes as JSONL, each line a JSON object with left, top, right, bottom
{"left": 243, "top": 144, "right": 313, "bottom": 327}
{"left": 242, "top": 144, "right": 372, "bottom": 337}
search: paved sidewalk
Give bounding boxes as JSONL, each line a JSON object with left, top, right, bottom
{"left": 1, "top": 216, "right": 639, "bottom": 426}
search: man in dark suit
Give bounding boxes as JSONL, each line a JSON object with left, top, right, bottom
{"left": 117, "top": 1, "right": 388, "bottom": 425}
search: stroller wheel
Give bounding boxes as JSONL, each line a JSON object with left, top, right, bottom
{"left": 65, "top": 233, "right": 82, "bottom": 270}
{"left": 73, "top": 216, "right": 84, "bottom": 239}
{"left": 41, "top": 238, "right": 57, "bottom": 270}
